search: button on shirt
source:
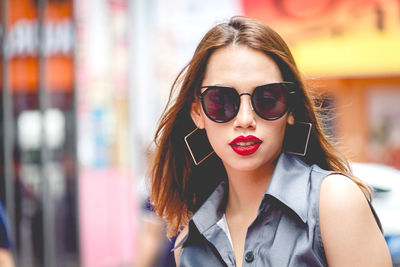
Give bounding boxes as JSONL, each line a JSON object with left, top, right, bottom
{"left": 175, "top": 153, "right": 382, "bottom": 267}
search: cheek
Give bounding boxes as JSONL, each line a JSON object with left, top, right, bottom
{"left": 260, "top": 119, "right": 288, "bottom": 149}
{"left": 203, "top": 122, "right": 228, "bottom": 152}
{"left": 277, "top": 124, "right": 287, "bottom": 147}
{"left": 277, "top": 120, "right": 288, "bottom": 139}
{"left": 277, "top": 123, "right": 289, "bottom": 150}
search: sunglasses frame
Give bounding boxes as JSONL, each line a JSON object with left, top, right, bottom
{"left": 198, "top": 81, "right": 296, "bottom": 123}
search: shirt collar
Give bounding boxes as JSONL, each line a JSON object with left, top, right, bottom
{"left": 264, "top": 152, "right": 311, "bottom": 223}
{"left": 191, "top": 180, "right": 227, "bottom": 234}
{"left": 191, "top": 152, "right": 312, "bottom": 234}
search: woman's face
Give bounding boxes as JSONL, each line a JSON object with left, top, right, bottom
{"left": 191, "top": 45, "right": 294, "bottom": 174}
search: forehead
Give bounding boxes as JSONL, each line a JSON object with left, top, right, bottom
{"left": 202, "top": 45, "right": 283, "bottom": 89}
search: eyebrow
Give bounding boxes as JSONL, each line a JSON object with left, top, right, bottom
{"left": 200, "top": 81, "right": 287, "bottom": 90}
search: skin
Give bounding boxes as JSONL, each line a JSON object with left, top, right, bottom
{"left": 0, "top": 249, "right": 15, "bottom": 267}
{"left": 175, "top": 44, "right": 392, "bottom": 267}
{"left": 320, "top": 174, "right": 392, "bottom": 267}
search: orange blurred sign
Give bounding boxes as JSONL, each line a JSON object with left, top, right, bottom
{"left": 5, "top": 0, "right": 74, "bottom": 92}
{"left": 241, "top": 0, "right": 400, "bottom": 77}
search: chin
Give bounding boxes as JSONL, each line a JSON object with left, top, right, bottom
{"left": 223, "top": 158, "right": 273, "bottom": 172}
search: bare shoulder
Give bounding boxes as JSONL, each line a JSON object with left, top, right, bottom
{"left": 319, "top": 174, "right": 392, "bottom": 267}
{"left": 320, "top": 173, "right": 368, "bottom": 211}
{"left": 174, "top": 225, "right": 188, "bottom": 266}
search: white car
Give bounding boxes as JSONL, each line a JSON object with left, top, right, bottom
{"left": 352, "top": 162, "right": 400, "bottom": 266}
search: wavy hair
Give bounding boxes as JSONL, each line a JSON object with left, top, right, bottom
{"left": 149, "top": 16, "right": 370, "bottom": 237}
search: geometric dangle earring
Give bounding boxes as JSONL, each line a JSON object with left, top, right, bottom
{"left": 184, "top": 127, "right": 215, "bottom": 165}
{"left": 284, "top": 121, "right": 312, "bottom": 156}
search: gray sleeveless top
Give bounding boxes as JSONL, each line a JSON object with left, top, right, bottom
{"left": 174, "top": 153, "right": 382, "bottom": 267}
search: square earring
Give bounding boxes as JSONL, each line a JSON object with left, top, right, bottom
{"left": 184, "top": 128, "right": 215, "bottom": 165}
{"left": 284, "top": 122, "right": 312, "bottom": 156}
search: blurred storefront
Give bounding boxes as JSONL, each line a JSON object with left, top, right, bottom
{"left": 1, "top": 0, "right": 136, "bottom": 266}
{"left": 75, "top": 0, "right": 136, "bottom": 266}
{"left": 242, "top": 0, "right": 400, "bottom": 169}
{"left": 1, "top": 0, "right": 79, "bottom": 266}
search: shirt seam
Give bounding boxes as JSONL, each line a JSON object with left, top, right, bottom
{"left": 316, "top": 173, "right": 333, "bottom": 267}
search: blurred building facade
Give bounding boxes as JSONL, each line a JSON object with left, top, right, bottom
{"left": 75, "top": 0, "right": 136, "bottom": 266}
{"left": 1, "top": 0, "right": 137, "bottom": 266}
{"left": 1, "top": 0, "right": 79, "bottom": 266}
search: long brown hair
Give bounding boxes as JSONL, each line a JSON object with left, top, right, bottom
{"left": 149, "top": 16, "right": 370, "bottom": 237}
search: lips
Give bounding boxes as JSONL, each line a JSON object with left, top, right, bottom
{"left": 229, "top": 135, "right": 262, "bottom": 156}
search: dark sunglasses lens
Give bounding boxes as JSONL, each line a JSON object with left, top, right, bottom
{"left": 202, "top": 87, "right": 239, "bottom": 122}
{"left": 252, "top": 83, "right": 288, "bottom": 120}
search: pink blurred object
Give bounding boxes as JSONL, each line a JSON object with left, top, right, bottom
{"left": 79, "top": 168, "right": 138, "bottom": 267}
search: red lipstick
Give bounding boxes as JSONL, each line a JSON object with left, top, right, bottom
{"left": 229, "top": 135, "right": 262, "bottom": 156}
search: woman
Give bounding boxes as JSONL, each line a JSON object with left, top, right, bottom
{"left": 149, "top": 16, "right": 392, "bottom": 266}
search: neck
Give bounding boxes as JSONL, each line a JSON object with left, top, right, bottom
{"left": 224, "top": 161, "right": 276, "bottom": 218}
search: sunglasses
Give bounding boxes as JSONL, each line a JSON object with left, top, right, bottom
{"left": 198, "top": 82, "right": 296, "bottom": 123}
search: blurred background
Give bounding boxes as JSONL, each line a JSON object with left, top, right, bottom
{"left": 0, "top": 0, "right": 399, "bottom": 266}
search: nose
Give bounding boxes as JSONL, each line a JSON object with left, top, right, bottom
{"left": 233, "top": 94, "right": 256, "bottom": 129}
